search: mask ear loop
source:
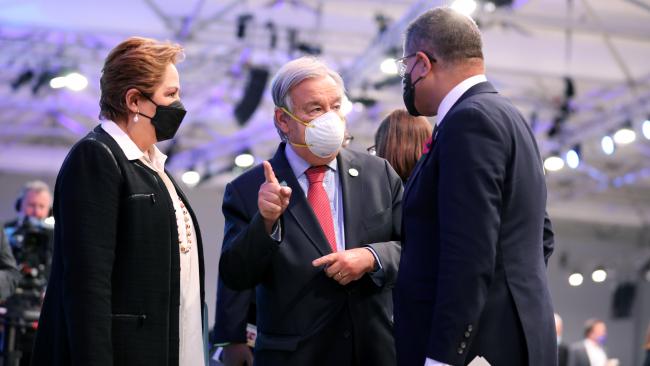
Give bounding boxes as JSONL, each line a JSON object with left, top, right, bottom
{"left": 281, "top": 107, "right": 312, "bottom": 128}
{"left": 280, "top": 107, "right": 312, "bottom": 148}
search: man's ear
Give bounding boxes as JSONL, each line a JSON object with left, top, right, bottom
{"left": 274, "top": 108, "right": 290, "bottom": 134}
{"left": 124, "top": 88, "right": 141, "bottom": 114}
{"left": 416, "top": 51, "right": 434, "bottom": 78}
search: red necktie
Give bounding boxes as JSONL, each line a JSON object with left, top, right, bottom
{"left": 305, "top": 166, "right": 337, "bottom": 253}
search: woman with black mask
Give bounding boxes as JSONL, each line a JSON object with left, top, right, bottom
{"left": 32, "top": 37, "right": 207, "bottom": 366}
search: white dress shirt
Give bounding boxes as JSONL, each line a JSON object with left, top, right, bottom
{"left": 101, "top": 121, "right": 205, "bottom": 366}
{"left": 425, "top": 74, "right": 487, "bottom": 366}
{"left": 584, "top": 339, "right": 607, "bottom": 366}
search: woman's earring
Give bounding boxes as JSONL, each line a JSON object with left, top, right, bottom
{"left": 133, "top": 109, "right": 139, "bottom": 123}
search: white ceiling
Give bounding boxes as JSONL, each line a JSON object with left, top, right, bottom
{"left": 1, "top": 0, "right": 650, "bottom": 226}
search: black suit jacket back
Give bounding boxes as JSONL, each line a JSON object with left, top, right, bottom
{"left": 218, "top": 143, "right": 402, "bottom": 366}
{"left": 394, "top": 82, "right": 556, "bottom": 366}
{"left": 32, "top": 126, "right": 206, "bottom": 366}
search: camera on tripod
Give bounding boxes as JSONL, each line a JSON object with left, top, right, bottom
{"left": 7, "top": 217, "right": 52, "bottom": 296}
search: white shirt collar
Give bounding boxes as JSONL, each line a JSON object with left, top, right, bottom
{"left": 101, "top": 121, "right": 167, "bottom": 171}
{"left": 436, "top": 74, "right": 487, "bottom": 127}
{"left": 284, "top": 143, "right": 337, "bottom": 179}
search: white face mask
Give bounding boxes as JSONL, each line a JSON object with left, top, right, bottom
{"left": 282, "top": 108, "right": 345, "bottom": 158}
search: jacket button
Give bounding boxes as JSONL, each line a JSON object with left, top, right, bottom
{"left": 464, "top": 331, "right": 471, "bottom": 338}
{"left": 457, "top": 348, "right": 464, "bottom": 355}
{"left": 467, "top": 324, "right": 473, "bottom": 332}
{"left": 343, "top": 330, "right": 351, "bottom": 338}
{"left": 460, "top": 342, "right": 467, "bottom": 349}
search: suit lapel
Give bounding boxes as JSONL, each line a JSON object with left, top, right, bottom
{"left": 337, "top": 149, "right": 362, "bottom": 250}
{"left": 268, "top": 143, "right": 333, "bottom": 256}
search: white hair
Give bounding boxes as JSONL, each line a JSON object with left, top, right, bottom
{"left": 270, "top": 57, "right": 345, "bottom": 140}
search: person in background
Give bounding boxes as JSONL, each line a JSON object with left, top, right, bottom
{"left": 643, "top": 324, "right": 650, "bottom": 366}
{"left": 31, "top": 36, "right": 207, "bottom": 366}
{"left": 3, "top": 180, "right": 54, "bottom": 283}
{"left": 371, "top": 108, "right": 432, "bottom": 183}
{"left": 217, "top": 56, "right": 402, "bottom": 366}
{"left": 0, "top": 224, "right": 19, "bottom": 302}
{"left": 568, "top": 319, "right": 608, "bottom": 366}
{"left": 556, "top": 313, "right": 569, "bottom": 366}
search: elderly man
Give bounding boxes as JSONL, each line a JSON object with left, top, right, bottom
{"left": 393, "top": 7, "right": 556, "bottom": 366}
{"left": 217, "top": 56, "right": 402, "bottom": 366}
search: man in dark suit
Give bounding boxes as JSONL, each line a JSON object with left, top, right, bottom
{"left": 218, "top": 57, "right": 402, "bottom": 366}
{"left": 393, "top": 7, "right": 556, "bottom": 366}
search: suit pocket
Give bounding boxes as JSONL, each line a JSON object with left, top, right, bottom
{"left": 127, "top": 193, "right": 156, "bottom": 204}
{"left": 254, "top": 332, "right": 302, "bottom": 351}
{"left": 112, "top": 313, "right": 147, "bottom": 327}
{"left": 362, "top": 209, "right": 391, "bottom": 239}
{"left": 363, "top": 208, "right": 392, "bottom": 231}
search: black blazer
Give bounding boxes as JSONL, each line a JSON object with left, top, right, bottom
{"left": 31, "top": 126, "right": 206, "bottom": 366}
{"left": 394, "top": 82, "right": 556, "bottom": 366}
{"left": 218, "top": 143, "right": 402, "bottom": 366}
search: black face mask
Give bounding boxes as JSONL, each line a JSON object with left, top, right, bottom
{"left": 402, "top": 58, "right": 424, "bottom": 117}
{"left": 138, "top": 94, "right": 187, "bottom": 142}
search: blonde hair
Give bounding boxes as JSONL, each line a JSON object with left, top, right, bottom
{"left": 99, "top": 37, "right": 183, "bottom": 122}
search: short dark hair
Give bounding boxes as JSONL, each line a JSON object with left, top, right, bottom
{"left": 584, "top": 318, "right": 604, "bottom": 338}
{"left": 405, "top": 7, "right": 483, "bottom": 64}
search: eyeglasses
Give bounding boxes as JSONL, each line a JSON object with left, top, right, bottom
{"left": 395, "top": 52, "right": 437, "bottom": 78}
{"left": 366, "top": 145, "right": 376, "bottom": 155}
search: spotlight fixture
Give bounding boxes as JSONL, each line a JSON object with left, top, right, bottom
{"left": 601, "top": 135, "right": 615, "bottom": 155}
{"left": 182, "top": 169, "right": 201, "bottom": 187}
{"left": 544, "top": 153, "right": 564, "bottom": 172}
{"left": 50, "top": 72, "right": 88, "bottom": 91}
{"left": 565, "top": 145, "right": 580, "bottom": 169}
{"left": 451, "top": 0, "right": 478, "bottom": 16}
{"left": 613, "top": 120, "right": 636, "bottom": 145}
{"left": 234, "top": 153, "right": 255, "bottom": 168}
{"left": 568, "top": 272, "right": 584, "bottom": 287}
{"left": 591, "top": 267, "right": 607, "bottom": 283}
{"left": 380, "top": 58, "right": 398, "bottom": 75}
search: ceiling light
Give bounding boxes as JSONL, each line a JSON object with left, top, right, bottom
{"left": 380, "top": 58, "right": 398, "bottom": 75}
{"left": 565, "top": 147, "right": 580, "bottom": 169}
{"left": 234, "top": 153, "right": 255, "bottom": 168}
{"left": 544, "top": 155, "right": 564, "bottom": 171}
{"left": 451, "top": 0, "right": 478, "bottom": 16}
{"left": 591, "top": 268, "right": 607, "bottom": 283}
{"left": 182, "top": 170, "right": 201, "bottom": 187}
{"left": 568, "top": 272, "right": 583, "bottom": 287}
{"left": 601, "top": 135, "right": 615, "bottom": 155}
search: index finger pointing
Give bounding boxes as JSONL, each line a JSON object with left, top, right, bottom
{"left": 263, "top": 161, "right": 279, "bottom": 184}
{"left": 312, "top": 253, "right": 336, "bottom": 268}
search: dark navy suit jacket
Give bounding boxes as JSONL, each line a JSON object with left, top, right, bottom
{"left": 394, "top": 82, "right": 556, "bottom": 366}
{"left": 218, "top": 143, "right": 402, "bottom": 366}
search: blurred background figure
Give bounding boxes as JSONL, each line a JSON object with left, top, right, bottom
{"left": 1, "top": 180, "right": 53, "bottom": 366}
{"left": 643, "top": 324, "right": 650, "bottom": 366}
{"left": 556, "top": 313, "right": 569, "bottom": 366}
{"left": 371, "top": 109, "right": 432, "bottom": 183}
{"left": 569, "top": 318, "right": 608, "bottom": 366}
{"left": 3, "top": 180, "right": 53, "bottom": 287}
{"left": 0, "top": 226, "right": 19, "bottom": 302}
